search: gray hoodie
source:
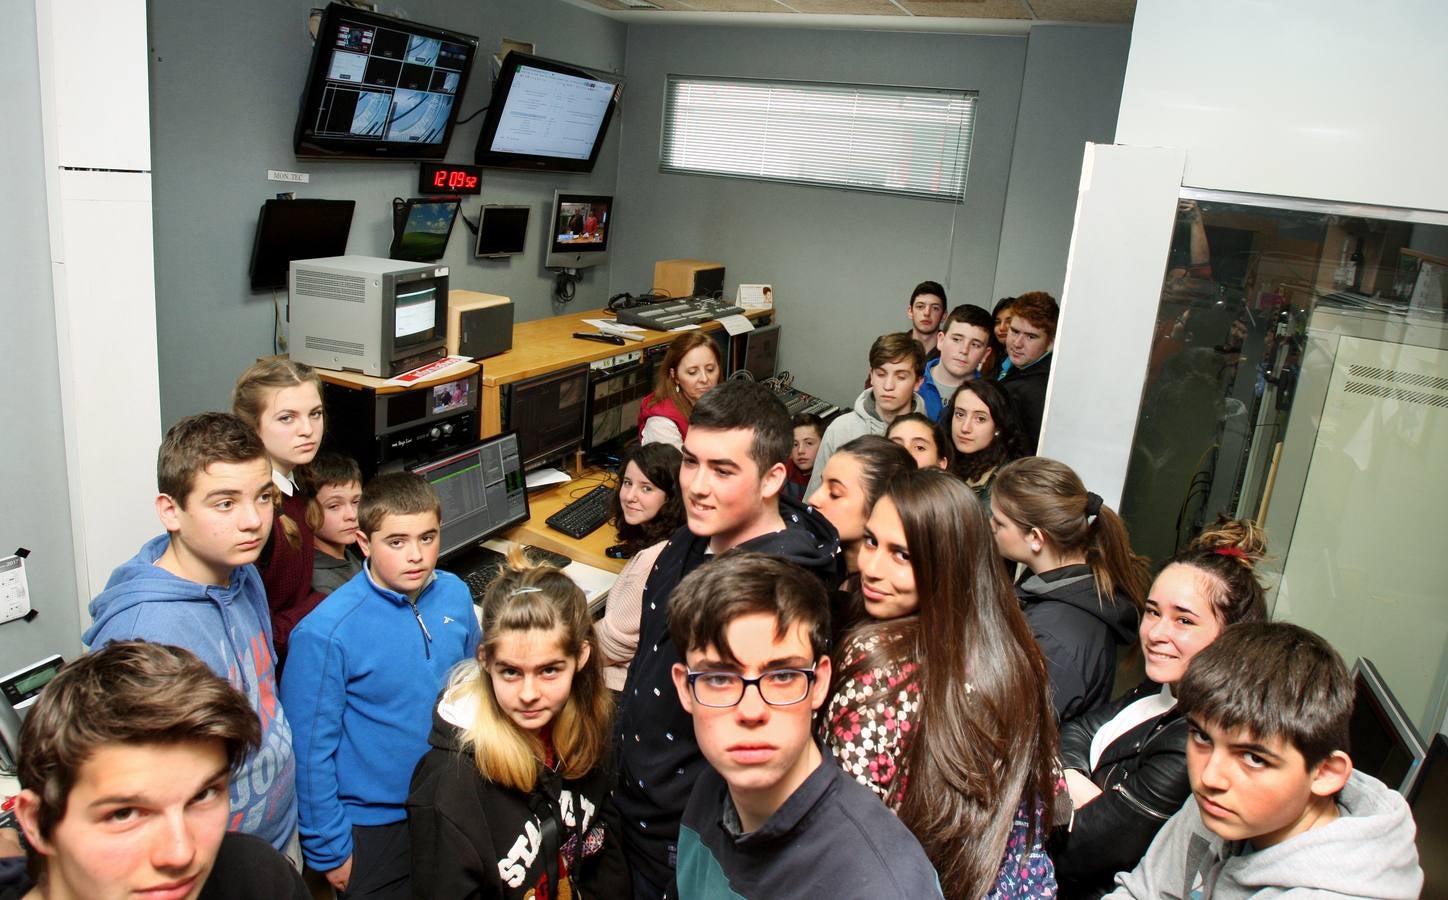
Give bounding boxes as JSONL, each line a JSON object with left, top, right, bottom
{"left": 1106, "top": 770, "right": 1422, "bottom": 899}
{"left": 804, "top": 387, "right": 926, "bottom": 497}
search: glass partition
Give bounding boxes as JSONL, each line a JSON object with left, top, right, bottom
{"left": 1119, "top": 195, "right": 1448, "bottom": 739}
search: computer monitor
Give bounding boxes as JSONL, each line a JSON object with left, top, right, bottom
{"left": 390, "top": 197, "right": 461, "bottom": 262}
{"left": 1409, "top": 733, "right": 1447, "bottom": 895}
{"left": 584, "top": 347, "right": 664, "bottom": 453}
{"left": 501, "top": 365, "right": 590, "bottom": 470}
{"left": 1349, "top": 658, "right": 1428, "bottom": 795}
{"left": 408, "top": 432, "right": 529, "bottom": 562}
{"left": 248, "top": 199, "right": 355, "bottom": 291}
{"left": 544, "top": 192, "right": 612, "bottom": 270}
{"left": 740, "top": 323, "right": 781, "bottom": 381}
{"left": 474, "top": 205, "right": 530, "bottom": 258}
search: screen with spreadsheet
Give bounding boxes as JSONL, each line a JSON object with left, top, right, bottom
{"left": 408, "top": 432, "right": 529, "bottom": 560}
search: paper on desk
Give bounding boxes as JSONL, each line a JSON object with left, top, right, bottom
{"left": 385, "top": 355, "right": 474, "bottom": 387}
{"left": 583, "top": 318, "right": 644, "bottom": 333}
{"left": 668, "top": 323, "right": 701, "bottom": 332}
{"left": 718, "top": 314, "right": 755, "bottom": 336}
{"left": 525, "top": 468, "right": 572, "bottom": 490}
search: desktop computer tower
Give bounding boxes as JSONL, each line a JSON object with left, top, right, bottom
{"left": 654, "top": 258, "right": 725, "bottom": 299}
{"left": 447, "top": 290, "right": 513, "bottom": 360}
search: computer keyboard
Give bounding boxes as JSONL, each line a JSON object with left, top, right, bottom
{"left": 450, "top": 544, "right": 574, "bottom": 603}
{"left": 614, "top": 297, "right": 746, "bottom": 331}
{"left": 546, "top": 484, "right": 614, "bottom": 539}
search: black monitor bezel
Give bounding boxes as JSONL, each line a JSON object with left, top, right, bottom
{"left": 1351, "top": 657, "right": 1428, "bottom": 796}
{"left": 389, "top": 197, "right": 462, "bottom": 263}
{"left": 474, "top": 205, "right": 531, "bottom": 258}
{"left": 472, "top": 51, "right": 621, "bottom": 173}
{"left": 545, "top": 191, "right": 613, "bottom": 268}
{"left": 293, "top": 3, "right": 479, "bottom": 161}
{"left": 407, "top": 432, "right": 531, "bottom": 561}
{"left": 509, "top": 364, "right": 590, "bottom": 469}
{"left": 248, "top": 199, "right": 355, "bottom": 292}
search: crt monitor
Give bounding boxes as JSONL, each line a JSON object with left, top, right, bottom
{"left": 503, "top": 364, "right": 589, "bottom": 470}
{"left": 1349, "top": 658, "right": 1428, "bottom": 795}
{"left": 740, "top": 323, "right": 781, "bottom": 381}
{"left": 249, "top": 199, "right": 355, "bottom": 291}
{"left": 475, "top": 205, "right": 530, "bottom": 258}
{"left": 544, "top": 192, "right": 612, "bottom": 270}
{"left": 473, "top": 51, "right": 621, "bottom": 173}
{"left": 408, "top": 433, "right": 529, "bottom": 562}
{"left": 293, "top": 3, "right": 479, "bottom": 160}
{"left": 390, "top": 197, "right": 461, "bottom": 263}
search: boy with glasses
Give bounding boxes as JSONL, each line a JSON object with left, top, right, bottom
{"left": 669, "top": 552, "right": 943, "bottom": 898}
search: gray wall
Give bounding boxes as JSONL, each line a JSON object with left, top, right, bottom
{"left": 1, "top": 2, "right": 85, "bottom": 664}
{"left": 992, "top": 25, "right": 1131, "bottom": 300}
{"left": 149, "top": 0, "right": 628, "bottom": 423}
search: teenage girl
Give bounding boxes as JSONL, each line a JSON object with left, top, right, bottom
{"left": 947, "top": 380, "right": 1022, "bottom": 500}
{"left": 232, "top": 356, "right": 326, "bottom": 663}
{"left": 598, "top": 443, "right": 685, "bottom": 692}
{"left": 986, "top": 296, "right": 1015, "bottom": 380}
{"left": 1054, "top": 518, "right": 1268, "bottom": 897}
{"left": 989, "top": 457, "right": 1151, "bottom": 722}
{"left": 885, "top": 412, "right": 952, "bottom": 470}
{"left": 825, "top": 468, "right": 1058, "bottom": 899}
{"left": 637, "top": 332, "right": 722, "bottom": 449}
{"left": 408, "top": 554, "right": 627, "bottom": 899}
{"left": 806, "top": 435, "right": 915, "bottom": 580}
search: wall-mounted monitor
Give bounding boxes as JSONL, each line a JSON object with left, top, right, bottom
{"left": 475, "top": 205, "right": 530, "bottom": 258}
{"left": 473, "top": 52, "right": 622, "bottom": 173}
{"left": 545, "top": 192, "right": 612, "bottom": 270}
{"left": 293, "top": 3, "right": 478, "bottom": 160}
{"left": 248, "top": 198, "right": 355, "bottom": 291}
{"left": 1349, "top": 657, "right": 1428, "bottom": 796}
{"left": 390, "top": 197, "right": 461, "bottom": 263}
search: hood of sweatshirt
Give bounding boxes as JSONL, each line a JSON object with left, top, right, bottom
{"left": 1016, "top": 563, "right": 1137, "bottom": 644}
{"left": 851, "top": 387, "right": 926, "bottom": 429}
{"left": 739, "top": 493, "right": 842, "bottom": 586}
{"left": 83, "top": 534, "right": 271, "bottom": 688}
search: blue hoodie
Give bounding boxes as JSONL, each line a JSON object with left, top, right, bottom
{"left": 83, "top": 534, "right": 299, "bottom": 852}
{"left": 279, "top": 563, "right": 480, "bottom": 872}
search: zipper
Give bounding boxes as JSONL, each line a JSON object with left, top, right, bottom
{"left": 407, "top": 598, "right": 433, "bottom": 659}
{"left": 1111, "top": 782, "right": 1173, "bottom": 821}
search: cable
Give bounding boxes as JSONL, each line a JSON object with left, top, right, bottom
{"left": 455, "top": 104, "right": 489, "bottom": 126}
{"left": 272, "top": 288, "right": 284, "bottom": 354}
{"left": 554, "top": 270, "right": 578, "bottom": 304}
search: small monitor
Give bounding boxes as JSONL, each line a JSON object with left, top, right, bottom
{"left": 473, "top": 51, "right": 621, "bottom": 173}
{"left": 1410, "top": 733, "right": 1447, "bottom": 895}
{"left": 475, "top": 205, "right": 530, "bottom": 258}
{"left": 390, "top": 197, "right": 461, "bottom": 262}
{"left": 741, "top": 323, "right": 781, "bottom": 381}
{"left": 1349, "top": 658, "right": 1428, "bottom": 795}
{"left": 249, "top": 199, "right": 355, "bottom": 291}
{"left": 545, "top": 192, "right": 612, "bottom": 270}
{"left": 409, "top": 433, "right": 530, "bottom": 562}
{"left": 504, "top": 365, "right": 589, "bottom": 469}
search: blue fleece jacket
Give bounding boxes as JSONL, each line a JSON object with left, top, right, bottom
{"left": 279, "top": 563, "right": 480, "bottom": 871}
{"left": 83, "top": 534, "right": 298, "bottom": 852}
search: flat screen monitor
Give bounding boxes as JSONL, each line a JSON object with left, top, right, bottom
{"left": 545, "top": 192, "right": 612, "bottom": 270}
{"left": 475, "top": 205, "right": 530, "bottom": 258}
{"left": 390, "top": 197, "right": 461, "bottom": 262}
{"left": 504, "top": 365, "right": 589, "bottom": 469}
{"left": 294, "top": 3, "right": 478, "bottom": 160}
{"left": 473, "top": 52, "right": 621, "bottom": 173}
{"left": 408, "top": 433, "right": 529, "bottom": 562}
{"left": 249, "top": 199, "right": 355, "bottom": 291}
{"left": 1410, "top": 733, "right": 1447, "bottom": 895}
{"left": 1349, "top": 658, "right": 1428, "bottom": 795}
{"left": 741, "top": 323, "right": 781, "bottom": 381}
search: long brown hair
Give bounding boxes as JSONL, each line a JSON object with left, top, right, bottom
{"left": 991, "top": 457, "right": 1149, "bottom": 609}
{"left": 650, "top": 332, "right": 722, "bottom": 418}
{"left": 232, "top": 356, "right": 325, "bottom": 548}
{"left": 834, "top": 469, "right": 1057, "bottom": 897}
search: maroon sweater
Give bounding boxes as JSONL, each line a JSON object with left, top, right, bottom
{"left": 261, "top": 489, "right": 324, "bottom": 663}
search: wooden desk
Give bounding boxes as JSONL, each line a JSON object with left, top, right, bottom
{"left": 313, "top": 359, "right": 481, "bottom": 395}
{"left": 477, "top": 307, "right": 769, "bottom": 436}
{"left": 505, "top": 469, "right": 624, "bottom": 573}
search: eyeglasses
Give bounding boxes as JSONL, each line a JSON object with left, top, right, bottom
{"left": 684, "top": 665, "right": 818, "bottom": 708}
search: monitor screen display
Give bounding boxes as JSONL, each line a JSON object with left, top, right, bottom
{"left": 390, "top": 198, "right": 460, "bottom": 262}
{"left": 248, "top": 199, "right": 354, "bottom": 291}
{"left": 742, "top": 324, "right": 781, "bottom": 381}
{"left": 294, "top": 4, "right": 478, "bottom": 160}
{"left": 409, "top": 433, "right": 529, "bottom": 561}
{"left": 473, "top": 52, "right": 621, "bottom": 173}
{"left": 394, "top": 282, "right": 439, "bottom": 343}
{"left": 475, "top": 205, "right": 530, "bottom": 257}
{"left": 508, "top": 365, "right": 589, "bottom": 468}
{"left": 545, "top": 192, "right": 612, "bottom": 270}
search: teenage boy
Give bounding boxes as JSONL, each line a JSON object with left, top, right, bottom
{"left": 83, "top": 412, "right": 298, "bottom": 857}
{"left": 805, "top": 332, "right": 926, "bottom": 498}
{"left": 784, "top": 412, "right": 824, "bottom": 502}
{"left": 281, "top": 472, "right": 481, "bottom": 899}
{"left": 671, "top": 552, "right": 944, "bottom": 899}
{"left": 919, "top": 304, "right": 994, "bottom": 419}
{"left": 906, "top": 280, "right": 946, "bottom": 358}
{"left": 1108, "top": 622, "right": 1423, "bottom": 900}
{"left": 13, "top": 641, "right": 308, "bottom": 899}
{"left": 614, "top": 380, "right": 841, "bottom": 898}
{"left": 997, "top": 290, "right": 1058, "bottom": 454}
{"left": 303, "top": 451, "right": 364, "bottom": 595}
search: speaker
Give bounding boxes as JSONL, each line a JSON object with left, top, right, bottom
{"left": 654, "top": 258, "right": 725, "bottom": 299}
{"left": 447, "top": 290, "right": 514, "bottom": 360}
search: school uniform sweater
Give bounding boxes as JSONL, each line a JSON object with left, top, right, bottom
{"left": 613, "top": 495, "right": 841, "bottom": 895}
{"left": 260, "top": 484, "right": 325, "bottom": 662}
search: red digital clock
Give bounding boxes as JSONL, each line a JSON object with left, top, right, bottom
{"left": 418, "top": 163, "right": 483, "bottom": 195}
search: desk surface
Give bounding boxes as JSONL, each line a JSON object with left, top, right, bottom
{"left": 505, "top": 469, "right": 624, "bottom": 573}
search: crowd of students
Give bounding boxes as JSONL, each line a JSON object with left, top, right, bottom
{"left": 1, "top": 283, "right": 1426, "bottom": 900}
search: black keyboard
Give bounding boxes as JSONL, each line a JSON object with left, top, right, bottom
{"left": 546, "top": 484, "right": 614, "bottom": 539}
{"left": 448, "top": 544, "right": 573, "bottom": 603}
{"left": 615, "top": 297, "right": 747, "bottom": 331}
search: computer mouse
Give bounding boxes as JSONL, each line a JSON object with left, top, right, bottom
{"left": 605, "top": 545, "right": 630, "bottom": 560}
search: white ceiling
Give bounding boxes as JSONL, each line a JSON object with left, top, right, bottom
{"left": 563, "top": 0, "right": 1135, "bottom": 32}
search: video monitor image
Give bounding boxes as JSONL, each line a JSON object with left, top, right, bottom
{"left": 390, "top": 198, "right": 460, "bottom": 262}
{"left": 555, "top": 200, "right": 609, "bottom": 245}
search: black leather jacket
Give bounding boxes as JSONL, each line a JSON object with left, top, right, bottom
{"left": 1054, "top": 679, "right": 1190, "bottom": 898}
